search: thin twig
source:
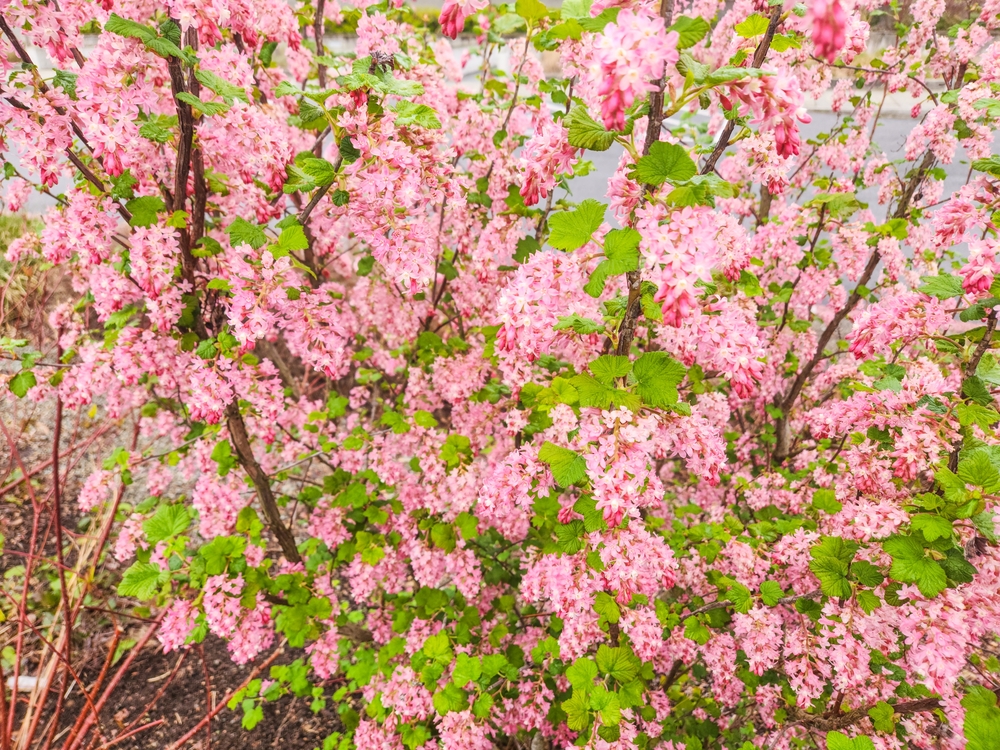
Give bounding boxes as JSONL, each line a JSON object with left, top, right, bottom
{"left": 700, "top": 6, "right": 782, "bottom": 175}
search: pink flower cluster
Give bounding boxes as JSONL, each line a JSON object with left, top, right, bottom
{"left": 590, "top": 9, "right": 680, "bottom": 131}
{"left": 723, "top": 70, "right": 812, "bottom": 158}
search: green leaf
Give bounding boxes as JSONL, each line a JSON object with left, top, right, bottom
{"left": 277, "top": 223, "right": 309, "bottom": 254}
{"left": 8, "top": 371, "right": 36, "bottom": 398}
{"left": 515, "top": 0, "right": 547, "bottom": 22}
{"left": 973, "top": 510, "right": 998, "bottom": 543}
{"left": 440, "top": 434, "right": 472, "bottom": 470}
{"left": 911, "top": 514, "right": 952, "bottom": 542}
{"left": 455, "top": 512, "right": 478, "bottom": 540}
{"left": 593, "top": 591, "right": 621, "bottom": 624}
{"left": 590, "top": 355, "right": 632, "bottom": 385}
{"left": 472, "top": 692, "right": 493, "bottom": 719}
{"left": 125, "top": 195, "right": 165, "bottom": 228}
{"left": 563, "top": 690, "right": 591, "bottom": 731}
{"left": 548, "top": 199, "right": 606, "bottom": 251}
{"left": 883, "top": 535, "right": 948, "bottom": 597}
{"left": 759, "top": 580, "right": 784, "bottom": 606}
{"left": 592, "top": 688, "right": 621, "bottom": 726}
{"left": 538, "top": 442, "right": 587, "bottom": 487}
{"left": 514, "top": 236, "right": 540, "bottom": 263}
{"left": 432, "top": 683, "right": 467, "bottom": 715}
{"left": 561, "top": 0, "right": 593, "bottom": 19}
{"left": 430, "top": 523, "right": 456, "bottom": 553}
{"left": 423, "top": 631, "right": 453, "bottom": 662}
{"left": 964, "top": 686, "right": 1000, "bottom": 750}
{"left": 856, "top": 589, "right": 881, "bottom": 614}
{"left": 683, "top": 616, "right": 711, "bottom": 645}
{"left": 555, "top": 520, "right": 585, "bottom": 554}
{"left": 811, "top": 488, "right": 842, "bottom": 514}
{"left": 53, "top": 69, "right": 78, "bottom": 99}
{"left": 632, "top": 352, "right": 685, "bottom": 407}
{"left": 809, "top": 537, "right": 858, "bottom": 598}
{"left": 957, "top": 402, "right": 1000, "bottom": 431}
{"left": 809, "top": 556, "right": 853, "bottom": 598}
{"left": 770, "top": 33, "right": 802, "bottom": 52}
{"left": 972, "top": 155, "right": 1000, "bottom": 179}
{"left": 118, "top": 561, "right": 166, "bottom": 600}
{"left": 566, "top": 658, "right": 598, "bottom": 688}
{"left": 376, "top": 73, "right": 424, "bottom": 98}
{"left": 452, "top": 653, "right": 482, "bottom": 687}
{"left": 577, "top": 7, "right": 620, "bottom": 32}
{"left": 146, "top": 37, "right": 190, "bottom": 62}
{"left": 401, "top": 724, "right": 432, "bottom": 749}
{"left": 194, "top": 70, "right": 249, "bottom": 105}
{"left": 977, "top": 352, "right": 1000, "bottom": 386}
{"left": 851, "top": 560, "right": 884, "bottom": 588}
{"left": 963, "top": 376, "right": 993, "bottom": 406}
{"left": 299, "top": 157, "right": 338, "bottom": 187}
{"left": 143, "top": 504, "right": 190, "bottom": 544}
{"left": 936, "top": 467, "right": 969, "bottom": 503}
{"left": 917, "top": 273, "right": 964, "bottom": 299}
{"left": 413, "top": 410, "right": 438, "bottom": 429}
{"left": 826, "top": 731, "right": 875, "bottom": 750}
{"left": 727, "top": 582, "right": 753, "bottom": 613}
{"left": 392, "top": 101, "right": 442, "bottom": 129}
{"left": 735, "top": 13, "right": 770, "bottom": 36}
{"left": 868, "top": 701, "right": 895, "bottom": 733}
{"left": 958, "top": 450, "right": 1000, "bottom": 492}
{"left": 585, "top": 228, "right": 641, "bottom": 297}
{"left": 139, "top": 120, "right": 172, "bottom": 143}
{"left": 567, "top": 106, "right": 616, "bottom": 151}
{"left": 229, "top": 217, "right": 268, "bottom": 250}
{"left": 175, "top": 91, "right": 229, "bottom": 116}
{"left": 105, "top": 13, "right": 156, "bottom": 42}
{"left": 595, "top": 645, "right": 637, "bottom": 683}
{"left": 669, "top": 16, "right": 710, "bottom": 48}
{"left": 634, "top": 142, "right": 697, "bottom": 186}
{"left": 570, "top": 374, "right": 616, "bottom": 409}
{"left": 941, "top": 547, "right": 977, "bottom": 584}
{"left": 554, "top": 314, "right": 604, "bottom": 334}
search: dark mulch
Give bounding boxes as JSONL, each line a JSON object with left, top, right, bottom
{"left": 50, "top": 635, "right": 340, "bottom": 750}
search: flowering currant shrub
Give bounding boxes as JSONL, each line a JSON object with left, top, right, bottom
{"left": 6, "top": 0, "right": 1000, "bottom": 748}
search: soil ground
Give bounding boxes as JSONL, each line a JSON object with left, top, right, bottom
{"left": 29, "top": 635, "right": 341, "bottom": 749}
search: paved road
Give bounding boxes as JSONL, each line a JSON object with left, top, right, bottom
{"left": 566, "top": 111, "right": 988, "bottom": 224}
{"left": 18, "top": 107, "right": 987, "bottom": 220}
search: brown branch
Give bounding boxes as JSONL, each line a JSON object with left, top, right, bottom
{"left": 93, "top": 720, "right": 165, "bottom": 750}
{"left": 187, "top": 28, "right": 207, "bottom": 249}
{"left": 0, "top": 659, "right": 8, "bottom": 750}
{"left": 772, "top": 150, "right": 936, "bottom": 463}
{"left": 314, "top": 0, "right": 327, "bottom": 89}
{"left": 166, "top": 36, "right": 202, "bottom": 293}
{"left": 786, "top": 695, "right": 942, "bottom": 733}
{"left": 63, "top": 612, "right": 165, "bottom": 750}
{"left": 0, "top": 14, "right": 132, "bottom": 222}
{"left": 226, "top": 402, "right": 301, "bottom": 562}
{"left": 700, "top": 6, "right": 782, "bottom": 176}
{"left": 948, "top": 308, "right": 998, "bottom": 471}
{"left": 42, "top": 381, "right": 75, "bottom": 750}
{"left": 614, "top": 0, "right": 675, "bottom": 358}
{"left": 687, "top": 589, "right": 820, "bottom": 617}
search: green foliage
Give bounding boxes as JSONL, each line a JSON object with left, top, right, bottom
{"left": 548, "top": 200, "right": 607, "bottom": 251}
{"left": 883, "top": 535, "right": 947, "bottom": 597}
{"left": 634, "top": 142, "right": 697, "bottom": 186}
{"left": 538, "top": 442, "right": 587, "bottom": 486}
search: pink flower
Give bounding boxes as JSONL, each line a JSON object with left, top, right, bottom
{"left": 591, "top": 9, "right": 680, "bottom": 131}
{"left": 811, "top": 0, "right": 848, "bottom": 63}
